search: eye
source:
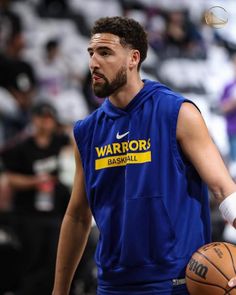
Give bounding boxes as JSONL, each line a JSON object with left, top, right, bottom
{"left": 100, "top": 50, "right": 110, "bottom": 56}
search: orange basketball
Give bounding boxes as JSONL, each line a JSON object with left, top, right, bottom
{"left": 186, "top": 242, "right": 236, "bottom": 295}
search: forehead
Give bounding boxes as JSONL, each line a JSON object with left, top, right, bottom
{"left": 88, "top": 33, "right": 123, "bottom": 50}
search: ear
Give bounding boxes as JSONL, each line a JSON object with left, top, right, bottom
{"left": 129, "top": 49, "right": 140, "bottom": 69}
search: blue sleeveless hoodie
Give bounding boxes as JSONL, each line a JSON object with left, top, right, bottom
{"left": 73, "top": 79, "right": 211, "bottom": 287}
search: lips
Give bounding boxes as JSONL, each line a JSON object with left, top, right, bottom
{"left": 92, "top": 72, "right": 104, "bottom": 81}
{"left": 93, "top": 75, "right": 102, "bottom": 81}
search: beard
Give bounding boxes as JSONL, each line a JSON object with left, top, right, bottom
{"left": 92, "top": 66, "right": 127, "bottom": 98}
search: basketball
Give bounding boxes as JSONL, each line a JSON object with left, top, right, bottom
{"left": 185, "top": 242, "right": 236, "bottom": 295}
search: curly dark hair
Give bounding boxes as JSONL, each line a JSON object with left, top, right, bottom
{"left": 91, "top": 16, "right": 148, "bottom": 70}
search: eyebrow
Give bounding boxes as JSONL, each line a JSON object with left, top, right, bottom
{"left": 87, "top": 46, "right": 114, "bottom": 53}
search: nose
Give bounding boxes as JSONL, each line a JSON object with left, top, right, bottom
{"left": 89, "top": 54, "right": 100, "bottom": 71}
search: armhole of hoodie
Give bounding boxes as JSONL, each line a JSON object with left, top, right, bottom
{"left": 171, "top": 99, "right": 200, "bottom": 171}
{"left": 73, "top": 120, "right": 83, "bottom": 158}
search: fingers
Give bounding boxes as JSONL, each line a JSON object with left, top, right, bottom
{"left": 228, "top": 277, "right": 236, "bottom": 287}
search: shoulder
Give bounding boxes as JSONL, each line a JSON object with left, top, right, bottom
{"left": 177, "top": 102, "right": 206, "bottom": 141}
{"left": 3, "top": 132, "right": 32, "bottom": 153}
{"left": 1, "top": 133, "right": 32, "bottom": 168}
{"left": 178, "top": 102, "right": 203, "bottom": 126}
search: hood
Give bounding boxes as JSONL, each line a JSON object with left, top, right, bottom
{"left": 101, "top": 79, "right": 165, "bottom": 119}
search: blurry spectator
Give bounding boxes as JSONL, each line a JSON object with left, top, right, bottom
{"left": 36, "top": 0, "right": 90, "bottom": 36}
{"left": 34, "top": 38, "right": 79, "bottom": 100}
{"left": 1, "top": 101, "right": 71, "bottom": 295}
{"left": 162, "top": 9, "right": 206, "bottom": 59}
{"left": 0, "top": 159, "right": 12, "bottom": 211}
{"left": 0, "top": 155, "right": 22, "bottom": 294}
{"left": 0, "top": 86, "right": 19, "bottom": 146}
{"left": 220, "top": 53, "right": 236, "bottom": 162}
{"left": 0, "top": 0, "right": 23, "bottom": 57}
{"left": 0, "top": 4, "right": 37, "bottom": 144}
{"left": 31, "top": 37, "right": 90, "bottom": 126}
{"left": 0, "top": 59, "right": 36, "bottom": 142}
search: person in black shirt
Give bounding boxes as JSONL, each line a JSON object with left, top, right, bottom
{"left": 2, "top": 101, "right": 71, "bottom": 295}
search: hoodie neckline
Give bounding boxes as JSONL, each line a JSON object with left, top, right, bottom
{"left": 101, "top": 79, "right": 157, "bottom": 119}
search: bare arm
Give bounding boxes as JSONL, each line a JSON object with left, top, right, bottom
{"left": 177, "top": 103, "right": 236, "bottom": 209}
{"left": 52, "top": 143, "right": 92, "bottom": 295}
{"left": 177, "top": 102, "right": 236, "bottom": 287}
{"left": 6, "top": 173, "right": 54, "bottom": 190}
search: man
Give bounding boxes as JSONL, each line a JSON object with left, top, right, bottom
{"left": 52, "top": 16, "right": 236, "bottom": 295}
{"left": 2, "top": 102, "right": 71, "bottom": 294}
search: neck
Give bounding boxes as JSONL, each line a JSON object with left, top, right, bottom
{"left": 34, "top": 131, "right": 52, "bottom": 148}
{"left": 7, "top": 48, "right": 20, "bottom": 59}
{"left": 109, "top": 77, "right": 144, "bottom": 109}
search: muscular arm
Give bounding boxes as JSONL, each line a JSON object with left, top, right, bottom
{"left": 177, "top": 102, "right": 236, "bottom": 286}
{"left": 52, "top": 143, "right": 92, "bottom": 295}
{"left": 177, "top": 102, "right": 236, "bottom": 209}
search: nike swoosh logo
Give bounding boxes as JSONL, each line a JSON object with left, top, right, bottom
{"left": 116, "top": 131, "right": 129, "bottom": 140}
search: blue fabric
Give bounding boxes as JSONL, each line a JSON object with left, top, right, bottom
{"left": 74, "top": 79, "right": 211, "bottom": 289}
{"left": 97, "top": 279, "right": 189, "bottom": 294}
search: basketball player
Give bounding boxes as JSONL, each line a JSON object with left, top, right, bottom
{"left": 52, "top": 16, "right": 236, "bottom": 295}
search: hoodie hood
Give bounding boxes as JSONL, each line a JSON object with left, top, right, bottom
{"left": 101, "top": 79, "right": 166, "bottom": 119}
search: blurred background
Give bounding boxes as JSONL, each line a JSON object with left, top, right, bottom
{"left": 1, "top": 0, "right": 236, "bottom": 294}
